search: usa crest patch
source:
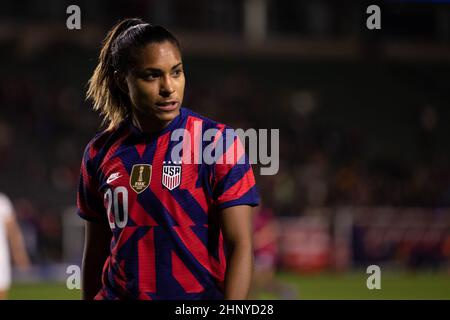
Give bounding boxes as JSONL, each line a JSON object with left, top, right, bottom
{"left": 162, "top": 161, "right": 182, "bottom": 190}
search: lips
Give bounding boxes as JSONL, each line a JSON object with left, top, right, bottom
{"left": 156, "top": 101, "right": 179, "bottom": 111}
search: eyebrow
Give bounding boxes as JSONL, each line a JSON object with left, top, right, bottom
{"left": 142, "top": 63, "right": 183, "bottom": 73}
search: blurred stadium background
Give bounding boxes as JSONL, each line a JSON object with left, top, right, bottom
{"left": 1, "top": 0, "right": 450, "bottom": 299}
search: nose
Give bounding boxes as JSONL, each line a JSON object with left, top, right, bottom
{"left": 160, "top": 75, "right": 175, "bottom": 97}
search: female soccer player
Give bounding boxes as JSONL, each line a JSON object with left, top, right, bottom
{"left": 77, "top": 18, "right": 260, "bottom": 300}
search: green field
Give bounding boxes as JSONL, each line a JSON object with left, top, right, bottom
{"left": 276, "top": 272, "right": 450, "bottom": 300}
{"left": 8, "top": 272, "right": 450, "bottom": 300}
{"left": 9, "top": 282, "right": 81, "bottom": 300}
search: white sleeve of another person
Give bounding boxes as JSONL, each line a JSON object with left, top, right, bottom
{"left": 0, "top": 193, "right": 13, "bottom": 290}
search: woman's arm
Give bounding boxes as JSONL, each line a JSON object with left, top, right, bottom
{"left": 5, "top": 215, "right": 30, "bottom": 269}
{"left": 220, "top": 205, "right": 254, "bottom": 300}
{"left": 82, "top": 220, "right": 112, "bottom": 300}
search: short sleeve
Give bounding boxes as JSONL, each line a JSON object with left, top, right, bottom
{"left": 77, "top": 142, "right": 107, "bottom": 222}
{"left": 212, "top": 129, "right": 260, "bottom": 210}
{"left": 0, "top": 193, "right": 13, "bottom": 221}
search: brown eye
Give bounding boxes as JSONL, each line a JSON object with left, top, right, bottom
{"left": 173, "top": 69, "right": 183, "bottom": 77}
{"left": 144, "top": 74, "right": 158, "bottom": 80}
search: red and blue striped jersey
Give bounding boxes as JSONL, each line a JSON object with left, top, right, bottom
{"left": 77, "top": 107, "right": 260, "bottom": 300}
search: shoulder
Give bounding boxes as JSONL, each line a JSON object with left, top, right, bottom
{"left": 181, "top": 107, "right": 230, "bottom": 131}
{"left": 181, "top": 108, "right": 242, "bottom": 158}
{"left": 81, "top": 121, "right": 130, "bottom": 167}
{"left": 0, "top": 193, "right": 13, "bottom": 218}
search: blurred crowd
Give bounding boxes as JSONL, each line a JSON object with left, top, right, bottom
{"left": 1, "top": 52, "right": 450, "bottom": 264}
{"left": 1, "top": 1, "right": 450, "bottom": 265}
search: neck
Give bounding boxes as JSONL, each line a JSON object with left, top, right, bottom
{"left": 131, "top": 112, "right": 174, "bottom": 135}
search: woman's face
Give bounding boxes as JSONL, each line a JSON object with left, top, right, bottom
{"left": 124, "top": 41, "right": 185, "bottom": 129}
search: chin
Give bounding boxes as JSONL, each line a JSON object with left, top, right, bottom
{"left": 135, "top": 105, "right": 180, "bottom": 126}
{"left": 154, "top": 108, "right": 179, "bottom": 121}
{"left": 154, "top": 110, "right": 178, "bottom": 126}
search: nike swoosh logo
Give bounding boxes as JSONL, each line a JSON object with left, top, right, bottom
{"left": 106, "top": 173, "right": 122, "bottom": 184}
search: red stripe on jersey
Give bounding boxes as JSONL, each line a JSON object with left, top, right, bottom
{"left": 207, "top": 124, "right": 226, "bottom": 187}
{"left": 108, "top": 234, "right": 140, "bottom": 298}
{"left": 137, "top": 292, "right": 152, "bottom": 300}
{"left": 217, "top": 168, "right": 255, "bottom": 204}
{"left": 173, "top": 226, "right": 225, "bottom": 282}
{"left": 88, "top": 129, "right": 115, "bottom": 160}
{"left": 176, "top": 116, "right": 211, "bottom": 212}
{"left": 81, "top": 157, "right": 94, "bottom": 190}
{"left": 99, "top": 128, "right": 131, "bottom": 169}
{"left": 110, "top": 259, "right": 129, "bottom": 296}
{"left": 171, "top": 250, "right": 204, "bottom": 293}
{"left": 132, "top": 201, "right": 159, "bottom": 226}
{"left": 218, "top": 231, "right": 227, "bottom": 269}
{"left": 188, "top": 184, "right": 210, "bottom": 213}
{"left": 216, "top": 135, "right": 245, "bottom": 179}
{"left": 135, "top": 142, "right": 146, "bottom": 158}
{"left": 150, "top": 132, "right": 195, "bottom": 225}
{"left": 179, "top": 163, "right": 209, "bottom": 213}
{"left": 138, "top": 228, "right": 156, "bottom": 293}
{"left": 88, "top": 142, "right": 98, "bottom": 160}
{"left": 110, "top": 227, "right": 136, "bottom": 256}
{"left": 182, "top": 116, "right": 203, "bottom": 164}
{"left": 212, "top": 124, "right": 226, "bottom": 153}
{"left": 78, "top": 159, "right": 102, "bottom": 218}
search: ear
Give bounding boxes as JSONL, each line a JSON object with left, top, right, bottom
{"left": 114, "top": 70, "right": 129, "bottom": 94}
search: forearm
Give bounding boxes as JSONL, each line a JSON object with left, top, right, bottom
{"left": 82, "top": 249, "right": 106, "bottom": 300}
{"left": 82, "top": 221, "right": 111, "bottom": 300}
{"left": 224, "top": 243, "right": 254, "bottom": 300}
{"left": 7, "top": 220, "right": 30, "bottom": 267}
{"left": 10, "top": 235, "right": 30, "bottom": 265}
